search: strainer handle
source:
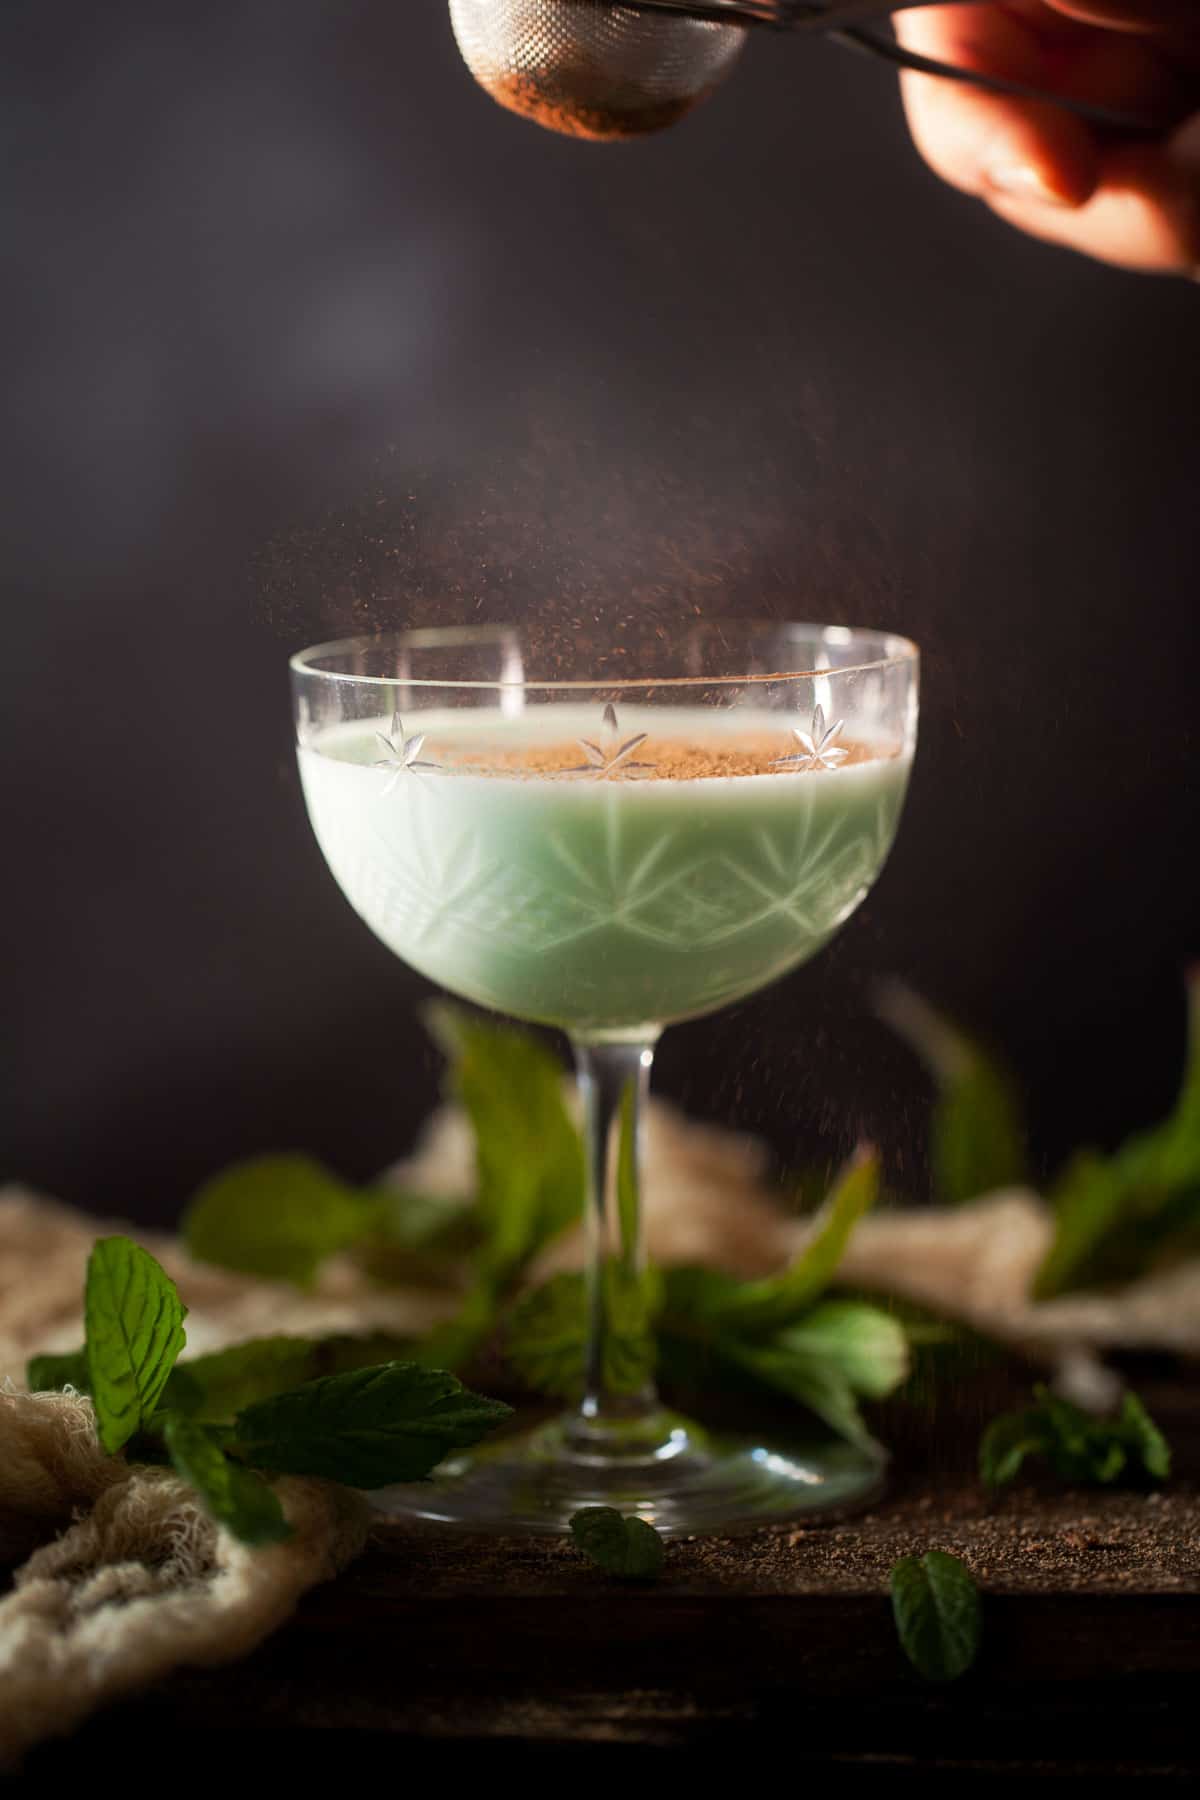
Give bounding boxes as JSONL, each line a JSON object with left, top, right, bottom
{"left": 628, "top": 0, "right": 1162, "bottom": 134}
{"left": 826, "top": 22, "right": 1161, "bottom": 135}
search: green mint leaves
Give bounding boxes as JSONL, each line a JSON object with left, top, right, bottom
{"left": 1035, "top": 972, "right": 1200, "bottom": 1296}
{"left": 500, "top": 1146, "right": 906, "bottom": 1451}
{"left": 163, "top": 1332, "right": 416, "bottom": 1422}
{"left": 27, "top": 1237, "right": 511, "bottom": 1544}
{"left": 879, "top": 984, "right": 1026, "bottom": 1206}
{"left": 569, "top": 1507, "right": 665, "bottom": 1581}
{"left": 184, "top": 1154, "right": 386, "bottom": 1288}
{"left": 654, "top": 1150, "right": 908, "bottom": 1450}
{"left": 176, "top": 1005, "right": 586, "bottom": 1310}
{"left": 980, "top": 1385, "right": 1170, "bottom": 1489}
{"left": 26, "top": 1346, "right": 91, "bottom": 1394}
{"left": 85, "top": 1237, "right": 188, "bottom": 1453}
{"left": 505, "top": 1267, "right": 660, "bottom": 1401}
{"left": 705, "top": 1147, "right": 881, "bottom": 1334}
{"left": 232, "top": 1363, "right": 512, "bottom": 1488}
{"left": 722, "top": 1301, "right": 907, "bottom": 1452}
{"left": 163, "top": 1416, "right": 291, "bottom": 1546}
{"left": 427, "top": 1005, "right": 584, "bottom": 1284}
{"left": 880, "top": 974, "right": 1200, "bottom": 1294}
{"left": 391, "top": 1007, "right": 588, "bottom": 1376}
{"left": 890, "top": 1551, "right": 981, "bottom": 1682}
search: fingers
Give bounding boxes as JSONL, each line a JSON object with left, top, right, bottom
{"left": 894, "top": 5, "right": 1104, "bottom": 206}
{"left": 984, "top": 112, "right": 1200, "bottom": 272}
{"left": 894, "top": 4, "right": 1199, "bottom": 272}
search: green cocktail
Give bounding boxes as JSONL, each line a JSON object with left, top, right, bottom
{"left": 299, "top": 706, "right": 912, "bottom": 1036}
{"left": 291, "top": 623, "right": 919, "bottom": 1536}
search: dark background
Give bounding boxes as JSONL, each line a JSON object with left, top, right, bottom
{"left": 4, "top": 0, "right": 1197, "bottom": 1228}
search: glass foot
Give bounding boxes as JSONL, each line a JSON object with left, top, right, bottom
{"left": 371, "top": 1412, "right": 885, "bottom": 1537}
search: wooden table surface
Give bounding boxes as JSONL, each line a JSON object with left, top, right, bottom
{"left": 18, "top": 1375, "right": 1200, "bottom": 1782}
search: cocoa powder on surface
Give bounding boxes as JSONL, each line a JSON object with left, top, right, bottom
{"left": 429, "top": 732, "right": 886, "bottom": 780}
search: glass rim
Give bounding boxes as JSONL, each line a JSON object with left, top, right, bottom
{"left": 288, "top": 622, "right": 919, "bottom": 692}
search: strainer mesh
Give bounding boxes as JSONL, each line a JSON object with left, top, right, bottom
{"left": 449, "top": 0, "right": 747, "bottom": 140}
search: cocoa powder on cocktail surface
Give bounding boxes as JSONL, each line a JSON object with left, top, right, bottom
{"left": 429, "top": 733, "right": 885, "bottom": 780}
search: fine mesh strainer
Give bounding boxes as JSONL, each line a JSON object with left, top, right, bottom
{"left": 448, "top": 0, "right": 748, "bottom": 140}
{"left": 449, "top": 0, "right": 1161, "bottom": 143}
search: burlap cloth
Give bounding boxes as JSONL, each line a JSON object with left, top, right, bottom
{"left": 3, "top": 1097, "right": 1197, "bottom": 1765}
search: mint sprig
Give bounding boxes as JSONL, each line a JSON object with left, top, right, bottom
{"left": 890, "top": 1550, "right": 981, "bottom": 1682}
{"left": 979, "top": 1384, "right": 1170, "bottom": 1489}
{"left": 163, "top": 1020, "right": 912, "bottom": 1442}
{"left": 653, "top": 1150, "right": 909, "bottom": 1449}
{"left": 499, "top": 1147, "right": 907, "bottom": 1449}
{"left": 26, "top": 1238, "right": 511, "bottom": 1543}
{"left": 881, "top": 974, "right": 1200, "bottom": 1294}
{"left": 569, "top": 1507, "right": 664, "bottom": 1581}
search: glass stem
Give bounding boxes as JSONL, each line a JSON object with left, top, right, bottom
{"left": 566, "top": 1036, "right": 661, "bottom": 1456}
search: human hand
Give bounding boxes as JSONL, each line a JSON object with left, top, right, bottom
{"left": 893, "top": 2, "right": 1200, "bottom": 273}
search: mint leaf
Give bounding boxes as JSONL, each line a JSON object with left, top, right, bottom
{"left": 373, "top": 1186, "right": 475, "bottom": 1251}
{"left": 980, "top": 1384, "right": 1170, "bottom": 1488}
{"left": 773, "top": 1300, "right": 909, "bottom": 1399}
{"left": 26, "top": 1347, "right": 90, "bottom": 1394}
{"left": 933, "top": 1059, "right": 1026, "bottom": 1208}
{"left": 358, "top": 1188, "right": 479, "bottom": 1288}
{"left": 163, "top": 1415, "right": 291, "bottom": 1546}
{"left": 1035, "top": 972, "right": 1200, "bottom": 1296}
{"left": 165, "top": 1333, "right": 415, "bottom": 1421}
{"left": 233, "top": 1361, "right": 513, "bottom": 1487}
{"left": 184, "top": 1154, "right": 383, "bottom": 1288}
{"left": 977, "top": 1409, "right": 1052, "bottom": 1488}
{"left": 710, "top": 1148, "right": 880, "bottom": 1336}
{"left": 409, "top": 1285, "right": 503, "bottom": 1375}
{"left": 728, "top": 1339, "right": 876, "bottom": 1449}
{"left": 724, "top": 1302, "right": 908, "bottom": 1446}
{"left": 891, "top": 1551, "right": 981, "bottom": 1682}
{"left": 569, "top": 1507, "right": 664, "bottom": 1581}
{"left": 659, "top": 1271, "right": 906, "bottom": 1450}
{"left": 428, "top": 1006, "right": 584, "bottom": 1281}
{"left": 505, "top": 1267, "right": 660, "bottom": 1400}
{"left": 1033, "top": 1152, "right": 1126, "bottom": 1299}
{"left": 85, "top": 1237, "right": 188, "bottom": 1454}
{"left": 1118, "top": 1390, "right": 1171, "bottom": 1481}
{"left": 879, "top": 984, "right": 1026, "bottom": 1205}
{"left": 659, "top": 1263, "right": 742, "bottom": 1322}
{"left": 1036, "top": 1145, "right": 1200, "bottom": 1298}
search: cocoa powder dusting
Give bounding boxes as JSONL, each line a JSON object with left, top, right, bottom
{"left": 431, "top": 732, "right": 886, "bottom": 780}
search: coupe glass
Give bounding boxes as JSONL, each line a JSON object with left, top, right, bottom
{"left": 290, "top": 620, "right": 918, "bottom": 1534}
